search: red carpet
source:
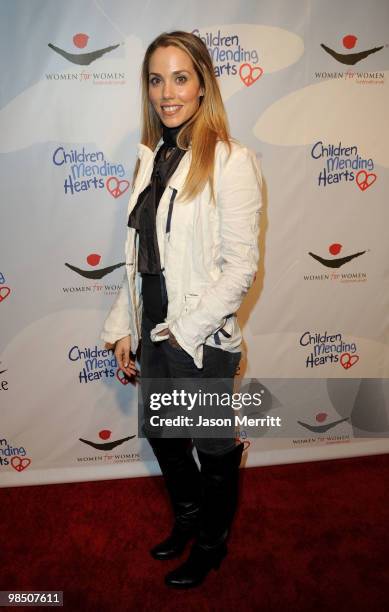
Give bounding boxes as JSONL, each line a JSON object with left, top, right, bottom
{"left": 1, "top": 453, "right": 388, "bottom": 611}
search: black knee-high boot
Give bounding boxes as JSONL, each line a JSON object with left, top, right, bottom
{"left": 148, "top": 437, "right": 202, "bottom": 560}
{"left": 164, "top": 442, "right": 244, "bottom": 588}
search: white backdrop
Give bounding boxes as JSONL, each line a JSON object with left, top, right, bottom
{"left": 1, "top": 0, "right": 389, "bottom": 487}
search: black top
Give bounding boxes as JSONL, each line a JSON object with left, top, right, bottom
{"left": 127, "top": 123, "right": 187, "bottom": 323}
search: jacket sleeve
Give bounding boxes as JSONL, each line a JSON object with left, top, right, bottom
{"left": 169, "top": 145, "right": 263, "bottom": 366}
{"left": 100, "top": 267, "right": 133, "bottom": 345}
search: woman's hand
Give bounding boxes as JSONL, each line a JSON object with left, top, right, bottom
{"left": 167, "top": 330, "right": 182, "bottom": 349}
{"left": 156, "top": 328, "right": 182, "bottom": 349}
{"left": 156, "top": 328, "right": 169, "bottom": 338}
{"left": 114, "top": 335, "right": 137, "bottom": 377}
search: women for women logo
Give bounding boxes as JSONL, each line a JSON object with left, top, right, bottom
{"left": 48, "top": 32, "right": 121, "bottom": 66}
{"left": 320, "top": 34, "right": 384, "bottom": 67}
{"left": 62, "top": 253, "right": 124, "bottom": 297}
{"left": 65, "top": 253, "right": 124, "bottom": 280}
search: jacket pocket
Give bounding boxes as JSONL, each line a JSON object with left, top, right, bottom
{"left": 183, "top": 293, "right": 200, "bottom": 313}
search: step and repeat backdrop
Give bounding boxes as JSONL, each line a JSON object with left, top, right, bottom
{"left": 1, "top": 0, "right": 389, "bottom": 486}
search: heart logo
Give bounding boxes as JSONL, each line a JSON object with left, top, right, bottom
{"left": 0, "top": 286, "right": 11, "bottom": 303}
{"left": 11, "top": 456, "right": 31, "bottom": 472}
{"left": 106, "top": 176, "right": 130, "bottom": 198}
{"left": 340, "top": 353, "right": 359, "bottom": 369}
{"left": 356, "top": 170, "right": 376, "bottom": 191}
{"left": 239, "top": 63, "right": 263, "bottom": 87}
{"left": 116, "top": 368, "right": 133, "bottom": 385}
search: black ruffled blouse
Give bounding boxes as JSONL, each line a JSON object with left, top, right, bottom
{"left": 127, "top": 123, "right": 186, "bottom": 323}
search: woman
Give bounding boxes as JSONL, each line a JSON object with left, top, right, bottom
{"left": 101, "top": 31, "right": 262, "bottom": 589}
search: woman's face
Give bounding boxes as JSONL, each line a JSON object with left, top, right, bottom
{"left": 148, "top": 45, "right": 204, "bottom": 128}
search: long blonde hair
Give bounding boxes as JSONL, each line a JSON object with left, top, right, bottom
{"left": 135, "top": 31, "right": 231, "bottom": 201}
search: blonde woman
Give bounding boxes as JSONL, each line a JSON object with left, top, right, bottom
{"left": 102, "top": 31, "right": 262, "bottom": 588}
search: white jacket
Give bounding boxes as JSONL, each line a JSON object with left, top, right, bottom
{"left": 101, "top": 139, "right": 263, "bottom": 369}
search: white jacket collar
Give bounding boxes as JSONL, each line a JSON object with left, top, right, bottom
{"left": 136, "top": 139, "right": 163, "bottom": 161}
